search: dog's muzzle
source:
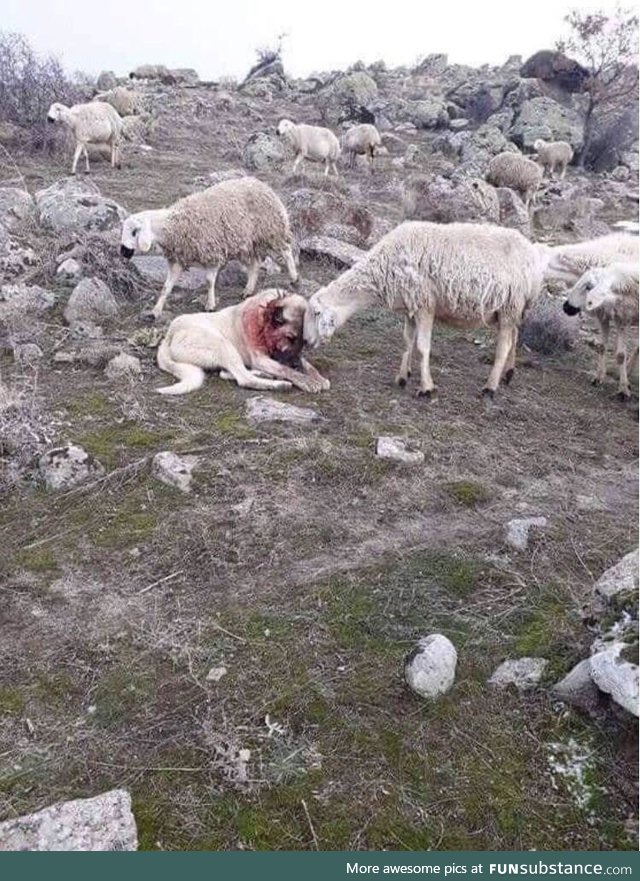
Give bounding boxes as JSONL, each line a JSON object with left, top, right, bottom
{"left": 120, "top": 245, "right": 135, "bottom": 259}
{"left": 563, "top": 301, "right": 580, "bottom": 316}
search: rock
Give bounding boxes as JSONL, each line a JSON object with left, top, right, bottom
{"left": 64, "top": 278, "right": 119, "bottom": 325}
{"left": 407, "top": 97, "right": 449, "bottom": 129}
{"left": 534, "top": 190, "right": 604, "bottom": 236}
{"left": 13, "top": 343, "right": 44, "bottom": 367}
{"left": 404, "top": 634, "right": 457, "bottom": 698}
{"left": 71, "top": 321, "right": 104, "bottom": 341}
{"left": 488, "top": 657, "right": 548, "bottom": 690}
{"left": 375, "top": 436, "right": 425, "bottom": 465}
{"left": 0, "top": 187, "right": 36, "bottom": 232}
{"left": 206, "top": 666, "right": 228, "bottom": 683}
{"left": 509, "top": 96, "right": 584, "bottom": 151}
{"left": 497, "top": 187, "right": 531, "bottom": 236}
{"left": 76, "top": 341, "right": 120, "bottom": 367}
{"left": 131, "top": 254, "right": 207, "bottom": 291}
{"left": 96, "top": 70, "right": 118, "bottom": 90}
{"left": 611, "top": 165, "right": 630, "bottom": 182}
{"left": 447, "top": 81, "right": 505, "bottom": 123}
{"left": 121, "top": 115, "right": 148, "bottom": 144}
{"left": 593, "top": 549, "right": 638, "bottom": 605}
{"left": 520, "top": 50, "right": 590, "bottom": 93}
{"left": 0, "top": 230, "right": 37, "bottom": 280}
{"left": 105, "top": 353, "right": 142, "bottom": 381}
{"left": 0, "top": 283, "right": 55, "bottom": 315}
{"left": 551, "top": 659, "right": 602, "bottom": 714}
{"left": 152, "top": 451, "right": 198, "bottom": 493}
{"left": 323, "top": 72, "right": 378, "bottom": 122}
{"left": 402, "top": 174, "right": 499, "bottom": 224}
{"left": 242, "top": 132, "right": 288, "bottom": 171}
{"left": 590, "top": 644, "right": 639, "bottom": 717}
{"left": 449, "top": 118, "right": 469, "bottom": 131}
{"left": 415, "top": 54, "right": 448, "bottom": 76}
{"left": 245, "top": 396, "right": 321, "bottom": 425}
{"left": 299, "top": 235, "right": 365, "bottom": 268}
{"left": 0, "top": 789, "right": 137, "bottom": 851}
{"left": 35, "top": 178, "right": 127, "bottom": 234}
{"left": 57, "top": 257, "right": 81, "bottom": 279}
{"left": 504, "top": 516, "right": 548, "bottom": 551}
{"left": 38, "top": 443, "right": 105, "bottom": 491}
{"left": 169, "top": 67, "right": 199, "bottom": 86}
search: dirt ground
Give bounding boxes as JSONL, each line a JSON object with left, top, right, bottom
{"left": 0, "top": 85, "right": 638, "bottom": 851}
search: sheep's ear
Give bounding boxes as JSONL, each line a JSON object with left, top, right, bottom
{"left": 137, "top": 217, "right": 153, "bottom": 253}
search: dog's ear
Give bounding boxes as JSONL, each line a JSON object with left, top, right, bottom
{"left": 264, "top": 300, "right": 287, "bottom": 327}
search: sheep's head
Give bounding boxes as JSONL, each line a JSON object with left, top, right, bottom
{"left": 563, "top": 268, "right": 602, "bottom": 316}
{"left": 277, "top": 119, "right": 295, "bottom": 138}
{"left": 533, "top": 139, "right": 546, "bottom": 152}
{"left": 120, "top": 213, "right": 154, "bottom": 258}
{"left": 47, "top": 103, "right": 66, "bottom": 123}
{"left": 304, "top": 290, "right": 338, "bottom": 348}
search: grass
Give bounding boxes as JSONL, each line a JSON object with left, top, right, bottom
{"left": 444, "top": 479, "right": 492, "bottom": 507}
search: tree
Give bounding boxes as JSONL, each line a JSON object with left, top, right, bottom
{"left": 556, "top": 6, "right": 639, "bottom": 166}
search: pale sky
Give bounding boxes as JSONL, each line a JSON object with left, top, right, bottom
{"left": 1, "top": 0, "right": 629, "bottom": 80}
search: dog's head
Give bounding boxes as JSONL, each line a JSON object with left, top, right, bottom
{"left": 262, "top": 294, "right": 307, "bottom": 368}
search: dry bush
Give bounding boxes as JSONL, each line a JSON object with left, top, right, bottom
{"left": 520, "top": 296, "right": 578, "bottom": 354}
{"left": 0, "top": 380, "right": 52, "bottom": 493}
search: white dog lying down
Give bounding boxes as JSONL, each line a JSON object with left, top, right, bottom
{"left": 156, "top": 288, "right": 331, "bottom": 395}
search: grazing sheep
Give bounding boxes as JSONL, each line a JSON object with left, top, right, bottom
{"left": 129, "top": 64, "right": 170, "bottom": 81}
{"left": 93, "top": 86, "right": 140, "bottom": 118}
{"left": 303, "top": 221, "right": 543, "bottom": 399}
{"left": 120, "top": 177, "right": 298, "bottom": 319}
{"left": 276, "top": 119, "right": 341, "bottom": 177}
{"left": 563, "top": 262, "right": 639, "bottom": 400}
{"left": 486, "top": 151, "right": 543, "bottom": 209}
{"left": 533, "top": 138, "right": 574, "bottom": 178}
{"left": 342, "top": 123, "right": 382, "bottom": 170}
{"left": 540, "top": 233, "right": 639, "bottom": 285}
{"left": 47, "top": 101, "right": 123, "bottom": 174}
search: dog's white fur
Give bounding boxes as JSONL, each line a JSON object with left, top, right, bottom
{"left": 156, "top": 288, "right": 330, "bottom": 395}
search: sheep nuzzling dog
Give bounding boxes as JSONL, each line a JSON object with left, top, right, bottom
{"left": 156, "top": 288, "right": 330, "bottom": 395}
{"left": 120, "top": 177, "right": 298, "bottom": 318}
{"left": 303, "top": 221, "right": 543, "bottom": 400}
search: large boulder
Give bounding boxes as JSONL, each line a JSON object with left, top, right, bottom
{"left": 0, "top": 187, "right": 37, "bottom": 232}
{"left": 35, "top": 179, "right": 127, "bottom": 234}
{"left": 446, "top": 80, "right": 507, "bottom": 123}
{"left": 321, "top": 71, "right": 378, "bottom": 123}
{"left": 520, "top": 50, "right": 590, "bottom": 93}
{"left": 405, "top": 97, "right": 449, "bottom": 130}
{"left": 242, "top": 132, "right": 289, "bottom": 171}
{"left": 64, "top": 278, "right": 119, "bottom": 325}
{"left": 509, "top": 96, "right": 584, "bottom": 151}
{"left": 96, "top": 70, "right": 118, "bottom": 91}
{"left": 402, "top": 174, "right": 500, "bottom": 224}
{"left": 497, "top": 187, "right": 532, "bottom": 237}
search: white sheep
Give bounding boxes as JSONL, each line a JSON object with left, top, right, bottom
{"left": 276, "top": 119, "right": 341, "bottom": 177}
{"left": 120, "top": 177, "right": 298, "bottom": 318}
{"left": 303, "top": 221, "right": 543, "bottom": 399}
{"left": 540, "top": 233, "right": 639, "bottom": 285}
{"left": 486, "top": 151, "right": 543, "bottom": 209}
{"left": 342, "top": 123, "right": 382, "bottom": 170}
{"left": 533, "top": 139, "right": 574, "bottom": 178}
{"left": 93, "top": 86, "right": 141, "bottom": 118}
{"left": 47, "top": 101, "right": 123, "bottom": 174}
{"left": 563, "top": 262, "right": 639, "bottom": 400}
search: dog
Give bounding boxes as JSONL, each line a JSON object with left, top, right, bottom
{"left": 156, "top": 288, "right": 330, "bottom": 395}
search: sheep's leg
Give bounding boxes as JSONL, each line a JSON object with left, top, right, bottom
{"left": 151, "top": 261, "right": 182, "bottom": 319}
{"left": 292, "top": 153, "right": 303, "bottom": 174}
{"left": 615, "top": 328, "right": 631, "bottom": 400}
{"left": 396, "top": 316, "right": 417, "bottom": 387}
{"left": 414, "top": 310, "right": 436, "bottom": 398}
{"left": 83, "top": 145, "right": 90, "bottom": 173}
{"left": 502, "top": 327, "right": 519, "bottom": 385}
{"left": 592, "top": 319, "right": 610, "bottom": 385}
{"left": 243, "top": 258, "right": 260, "bottom": 298}
{"left": 205, "top": 266, "right": 219, "bottom": 311}
{"left": 483, "top": 323, "right": 514, "bottom": 398}
{"left": 282, "top": 245, "right": 299, "bottom": 284}
{"left": 323, "top": 159, "right": 330, "bottom": 178}
{"left": 71, "top": 142, "right": 83, "bottom": 175}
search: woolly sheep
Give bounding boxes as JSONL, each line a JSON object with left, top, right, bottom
{"left": 276, "top": 119, "right": 341, "bottom": 177}
{"left": 47, "top": 101, "right": 123, "bottom": 174}
{"left": 563, "top": 262, "right": 639, "bottom": 400}
{"left": 486, "top": 151, "right": 543, "bottom": 209}
{"left": 93, "top": 87, "right": 140, "bottom": 118}
{"left": 129, "top": 64, "right": 170, "bottom": 81}
{"left": 540, "top": 233, "right": 639, "bottom": 285}
{"left": 303, "top": 221, "right": 543, "bottom": 399}
{"left": 342, "top": 123, "right": 382, "bottom": 170}
{"left": 533, "top": 138, "right": 573, "bottom": 179}
{"left": 120, "top": 177, "right": 298, "bottom": 319}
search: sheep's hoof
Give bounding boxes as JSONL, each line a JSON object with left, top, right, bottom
{"left": 616, "top": 391, "right": 631, "bottom": 403}
{"left": 503, "top": 368, "right": 515, "bottom": 386}
{"left": 142, "top": 309, "right": 159, "bottom": 323}
{"left": 481, "top": 387, "right": 495, "bottom": 401}
{"left": 416, "top": 388, "right": 434, "bottom": 400}
{"left": 591, "top": 378, "right": 602, "bottom": 387}
{"left": 396, "top": 376, "right": 407, "bottom": 388}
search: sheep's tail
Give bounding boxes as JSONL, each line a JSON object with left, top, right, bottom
{"left": 156, "top": 338, "right": 206, "bottom": 395}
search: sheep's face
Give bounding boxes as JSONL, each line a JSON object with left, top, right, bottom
{"left": 304, "top": 294, "right": 337, "bottom": 347}
{"left": 47, "top": 103, "right": 65, "bottom": 123}
{"left": 120, "top": 214, "right": 154, "bottom": 258}
{"left": 277, "top": 119, "right": 294, "bottom": 138}
{"left": 563, "top": 269, "right": 601, "bottom": 316}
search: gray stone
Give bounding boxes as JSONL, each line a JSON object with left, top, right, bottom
{"left": 590, "top": 644, "right": 639, "bottom": 717}
{"left": 299, "top": 235, "right": 365, "bottom": 268}
{"left": 403, "top": 174, "right": 499, "bottom": 224}
{"left": 151, "top": 451, "right": 198, "bottom": 493}
{"left": 64, "top": 278, "right": 118, "bottom": 324}
{"left": 509, "top": 97, "right": 584, "bottom": 151}
{"left": 38, "top": 443, "right": 105, "bottom": 491}
{"left": 105, "top": 353, "right": 142, "bottom": 381}
{"left": 71, "top": 321, "right": 104, "bottom": 341}
{"left": 0, "top": 789, "right": 137, "bottom": 851}
{"left": 0, "top": 187, "right": 36, "bottom": 232}
{"left": 375, "top": 436, "right": 424, "bottom": 465}
{"left": 407, "top": 97, "right": 449, "bottom": 129}
{"left": 96, "top": 70, "right": 118, "bottom": 91}
{"left": 404, "top": 634, "right": 457, "bottom": 698}
{"left": 488, "top": 657, "right": 548, "bottom": 690}
{"left": 497, "top": 187, "right": 531, "bottom": 237}
{"left": 35, "top": 178, "right": 127, "bottom": 233}
{"left": 245, "top": 396, "right": 321, "bottom": 425}
{"left": 551, "top": 659, "right": 602, "bottom": 714}
{"left": 0, "top": 283, "right": 55, "bottom": 315}
{"left": 13, "top": 343, "right": 44, "bottom": 366}
{"left": 0, "top": 230, "right": 37, "bottom": 280}
{"left": 504, "top": 516, "right": 548, "bottom": 551}
{"left": 593, "top": 549, "right": 638, "bottom": 604}
{"left": 242, "top": 133, "right": 288, "bottom": 172}
{"left": 57, "top": 257, "right": 81, "bottom": 278}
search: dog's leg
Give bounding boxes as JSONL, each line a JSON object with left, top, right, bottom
{"left": 152, "top": 261, "right": 182, "bottom": 319}
{"left": 220, "top": 343, "right": 292, "bottom": 390}
{"left": 250, "top": 353, "right": 325, "bottom": 393}
{"left": 244, "top": 258, "right": 260, "bottom": 298}
{"left": 205, "top": 266, "right": 219, "bottom": 311}
{"left": 300, "top": 357, "right": 330, "bottom": 390}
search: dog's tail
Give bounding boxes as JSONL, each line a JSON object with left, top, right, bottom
{"left": 156, "top": 338, "right": 206, "bottom": 395}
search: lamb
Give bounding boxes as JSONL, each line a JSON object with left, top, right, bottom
{"left": 486, "top": 151, "right": 543, "bottom": 209}
{"left": 93, "top": 86, "right": 140, "bottom": 118}
{"left": 342, "top": 123, "right": 382, "bottom": 170}
{"left": 120, "top": 177, "right": 299, "bottom": 319}
{"left": 540, "top": 233, "right": 639, "bottom": 285}
{"left": 533, "top": 138, "right": 574, "bottom": 178}
{"left": 47, "top": 101, "right": 123, "bottom": 174}
{"left": 303, "top": 221, "right": 543, "bottom": 399}
{"left": 276, "top": 119, "right": 341, "bottom": 177}
{"left": 563, "top": 262, "right": 639, "bottom": 400}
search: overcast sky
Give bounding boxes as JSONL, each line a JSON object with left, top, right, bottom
{"left": 1, "top": 0, "right": 628, "bottom": 80}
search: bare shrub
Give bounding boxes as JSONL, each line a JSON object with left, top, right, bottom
{"left": 520, "top": 297, "right": 578, "bottom": 354}
{"left": 0, "top": 380, "right": 52, "bottom": 493}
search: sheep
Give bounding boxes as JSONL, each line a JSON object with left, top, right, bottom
{"left": 486, "top": 151, "right": 543, "bottom": 209}
{"left": 93, "top": 86, "right": 140, "bottom": 118}
{"left": 342, "top": 123, "right": 382, "bottom": 170}
{"left": 303, "top": 221, "right": 544, "bottom": 399}
{"left": 276, "top": 119, "right": 341, "bottom": 177}
{"left": 47, "top": 101, "right": 123, "bottom": 175}
{"left": 120, "top": 177, "right": 299, "bottom": 319}
{"left": 540, "top": 232, "right": 639, "bottom": 285}
{"left": 533, "top": 138, "right": 574, "bottom": 178}
{"left": 563, "top": 262, "right": 639, "bottom": 400}
{"left": 129, "top": 64, "right": 170, "bottom": 81}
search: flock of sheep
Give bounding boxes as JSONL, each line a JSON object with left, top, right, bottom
{"left": 45, "top": 96, "right": 640, "bottom": 402}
